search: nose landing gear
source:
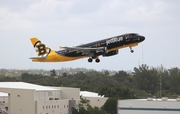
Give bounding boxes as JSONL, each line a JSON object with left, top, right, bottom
{"left": 129, "top": 47, "right": 134, "bottom": 53}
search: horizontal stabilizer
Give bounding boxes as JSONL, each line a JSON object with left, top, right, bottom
{"left": 29, "top": 57, "right": 47, "bottom": 60}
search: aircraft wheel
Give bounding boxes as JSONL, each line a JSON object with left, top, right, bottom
{"left": 88, "top": 58, "right": 93, "bottom": 62}
{"left": 131, "top": 50, "right": 134, "bottom": 53}
{"left": 95, "top": 59, "right": 100, "bottom": 63}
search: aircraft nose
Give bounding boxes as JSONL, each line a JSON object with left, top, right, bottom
{"left": 140, "top": 36, "right": 145, "bottom": 41}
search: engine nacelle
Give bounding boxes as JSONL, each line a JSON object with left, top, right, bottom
{"left": 103, "top": 50, "right": 118, "bottom": 57}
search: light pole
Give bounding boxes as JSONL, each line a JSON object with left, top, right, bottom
{"left": 160, "top": 76, "right": 162, "bottom": 98}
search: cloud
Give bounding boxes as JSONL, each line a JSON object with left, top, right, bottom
{"left": 0, "top": 0, "right": 74, "bottom": 30}
{"left": 0, "top": 7, "right": 35, "bottom": 30}
{"left": 1, "top": 0, "right": 179, "bottom": 31}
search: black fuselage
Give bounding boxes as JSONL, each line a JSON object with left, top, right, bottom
{"left": 56, "top": 33, "right": 145, "bottom": 57}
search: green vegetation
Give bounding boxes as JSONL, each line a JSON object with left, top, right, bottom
{"left": 102, "top": 98, "right": 117, "bottom": 114}
{"left": 0, "top": 64, "right": 180, "bottom": 98}
{"left": 1, "top": 64, "right": 180, "bottom": 113}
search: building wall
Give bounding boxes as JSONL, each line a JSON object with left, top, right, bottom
{"left": 118, "top": 99, "right": 180, "bottom": 114}
{"left": 35, "top": 99, "right": 69, "bottom": 114}
{"left": 82, "top": 97, "right": 108, "bottom": 108}
{"left": 0, "top": 88, "right": 35, "bottom": 114}
{"left": 59, "top": 88, "right": 80, "bottom": 101}
{"left": 0, "top": 85, "right": 81, "bottom": 114}
{"left": 35, "top": 90, "right": 61, "bottom": 101}
{"left": 69, "top": 100, "right": 78, "bottom": 114}
{"left": 0, "top": 96, "right": 8, "bottom": 113}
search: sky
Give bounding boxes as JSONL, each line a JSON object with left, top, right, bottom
{"left": 0, "top": 0, "right": 180, "bottom": 71}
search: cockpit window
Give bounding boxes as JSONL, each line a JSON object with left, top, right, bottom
{"left": 130, "top": 34, "right": 139, "bottom": 38}
{"left": 125, "top": 34, "right": 130, "bottom": 41}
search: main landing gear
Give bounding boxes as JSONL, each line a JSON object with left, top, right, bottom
{"left": 88, "top": 58, "right": 93, "bottom": 62}
{"left": 129, "top": 47, "right": 134, "bottom": 53}
{"left": 95, "top": 58, "right": 100, "bottom": 63}
{"left": 88, "top": 57, "right": 100, "bottom": 63}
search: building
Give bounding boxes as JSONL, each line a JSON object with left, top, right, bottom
{"left": 0, "top": 82, "right": 80, "bottom": 114}
{"left": 0, "top": 92, "right": 8, "bottom": 114}
{"left": 117, "top": 98, "right": 180, "bottom": 114}
{"left": 80, "top": 91, "right": 108, "bottom": 108}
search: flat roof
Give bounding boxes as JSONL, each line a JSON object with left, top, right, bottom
{"left": 119, "top": 99, "right": 178, "bottom": 102}
{"left": 0, "top": 82, "right": 58, "bottom": 91}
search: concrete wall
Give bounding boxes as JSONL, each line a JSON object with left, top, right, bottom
{"left": 0, "top": 88, "right": 35, "bottom": 114}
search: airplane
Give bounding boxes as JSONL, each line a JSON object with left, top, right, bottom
{"left": 30, "top": 33, "right": 145, "bottom": 63}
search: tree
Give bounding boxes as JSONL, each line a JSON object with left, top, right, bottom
{"left": 168, "top": 67, "right": 180, "bottom": 94}
{"left": 98, "top": 85, "right": 134, "bottom": 99}
{"left": 102, "top": 98, "right": 117, "bottom": 114}
{"left": 62, "top": 72, "right": 67, "bottom": 77}
{"left": 133, "top": 64, "right": 159, "bottom": 95}
{"left": 50, "top": 69, "right": 57, "bottom": 77}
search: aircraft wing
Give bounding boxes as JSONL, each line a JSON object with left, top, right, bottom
{"left": 60, "top": 46, "right": 106, "bottom": 55}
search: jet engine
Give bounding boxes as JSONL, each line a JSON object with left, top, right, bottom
{"left": 103, "top": 50, "right": 118, "bottom": 57}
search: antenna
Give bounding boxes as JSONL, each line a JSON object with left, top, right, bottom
{"left": 160, "top": 75, "right": 162, "bottom": 98}
{"left": 142, "top": 44, "right": 144, "bottom": 65}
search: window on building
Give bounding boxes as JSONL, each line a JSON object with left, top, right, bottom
{"left": 43, "top": 106, "right": 44, "bottom": 109}
{"left": 67, "top": 105, "right": 68, "bottom": 108}
{"left": 46, "top": 106, "right": 48, "bottom": 109}
{"left": 64, "top": 105, "right": 65, "bottom": 108}
{"left": 52, "top": 105, "right": 53, "bottom": 109}
{"left": 49, "top": 106, "right": 50, "bottom": 109}
{"left": 54, "top": 105, "right": 56, "bottom": 108}
{"left": 57, "top": 105, "right": 59, "bottom": 108}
